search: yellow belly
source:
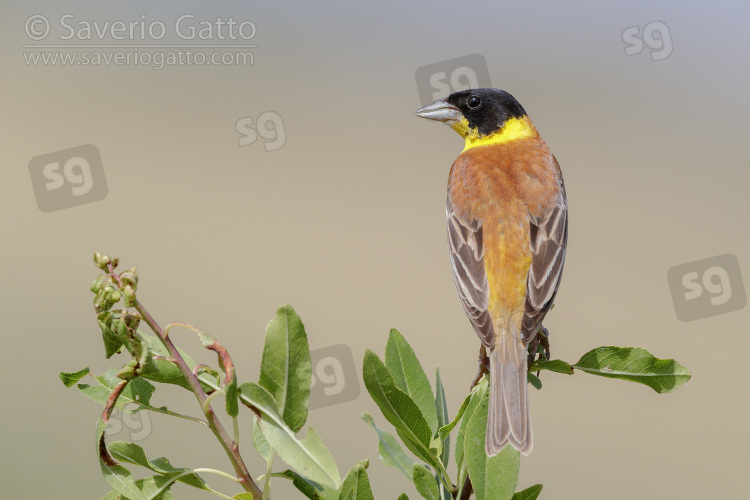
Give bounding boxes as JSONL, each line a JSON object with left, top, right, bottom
{"left": 482, "top": 211, "right": 532, "bottom": 322}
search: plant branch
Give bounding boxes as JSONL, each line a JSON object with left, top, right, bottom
{"left": 99, "top": 379, "right": 129, "bottom": 466}
{"left": 133, "top": 298, "right": 262, "bottom": 500}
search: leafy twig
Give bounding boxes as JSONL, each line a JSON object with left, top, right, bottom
{"left": 133, "top": 297, "right": 262, "bottom": 499}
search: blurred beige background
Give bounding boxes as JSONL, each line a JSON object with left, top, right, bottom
{"left": 2, "top": 1, "right": 749, "bottom": 498}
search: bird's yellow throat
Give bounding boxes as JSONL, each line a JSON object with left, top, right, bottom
{"left": 452, "top": 115, "right": 537, "bottom": 152}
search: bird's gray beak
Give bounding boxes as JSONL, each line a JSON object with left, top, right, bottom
{"left": 414, "top": 99, "right": 462, "bottom": 123}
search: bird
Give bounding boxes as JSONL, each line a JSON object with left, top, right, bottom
{"left": 415, "top": 89, "right": 567, "bottom": 456}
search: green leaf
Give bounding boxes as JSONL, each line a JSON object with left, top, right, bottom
{"left": 98, "top": 317, "right": 125, "bottom": 358}
{"left": 339, "top": 461, "right": 374, "bottom": 500}
{"left": 434, "top": 368, "right": 449, "bottom": 465}
{"left": 437, "top": 391, "right": 471, "bottom": 445}
{"left": 572, "top": 346, "right": 691, "bottom": 393}
{"left": 464, "top": 393, "right": 520, "bottom": 500}
{"left": 527, "top": 372, "right": 542, "bottom": 390}
{"left": 278, "top": 469, "right": 338, "bottom": 500}
{"left": 101, "top": 476, "right": 174, "bottom": 500}
{"left": 60, "top": 367, "right": 90, "bottom": 387}
{"left": 512, "top": 484, "right": 543, "bottom": 500}
{"left": 528, "top": 359, "right": 574, "bottom": 375}
{"left": 108, "top": 441, "right": 209, "bottom": 491}
{"left": 397, "top": 495, "right": 410, "bottom": 500}
{"left": 96, "top": 419, "right": 147, "bottom": 500}
{"left": 140, "top": 358, "right": 192, "bottom": 391}
{"left": 280, "top": 467, "right": 357, "bottom": 500}
{"left": 252, "top": 416, "right": 273, "bottom": 462}
{"left": 412, "top": 464, "right": 439, "bottom": 500}
{"left": 138, "top": 332, "right": 219, "bottom": 393}
{"left": 434, "top": 369, "right": 451, "bottom": 500}
{"left": 225, "top": 373, "right": 239, "bottom": 417}
{"left": 99, "top": 463, "right": 146, "bottom": 500}
{"left": 455, "top": 376, "right": 488, "bottom": 487}
{"left": 108, "top": 440, "right": 151, "bottom": 467}
{"left": 74, "top": 368, "right": 194, "bottom": 427}
{"left": 239, "top": 382, "right": 340, "bottom": 489}
{"left": 281, "top": 469, "right": 339, "bottom": 500}
{"left": 78, "top": 369, "right": 156, "bottom": 409}
{"left": 361, "top": 413, "right": 416, "bottom": 480}
{"left": 260, "top": 305, "right": 312, "bottom": 433}
{"left": 362, "top": 350, "right": 434, "bottom": 464}
{"left": 385, "top": 329, "right": 438, "bottom": 434}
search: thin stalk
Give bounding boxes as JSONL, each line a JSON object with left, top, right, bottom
{"left": 262, "top": 451, "right": 275, "bottom": 500}
{"left": 146, "top": 467, "right": 241, "bottom": 500}
{"left": 434, "top": 457, "right": 457, "bottom": 495}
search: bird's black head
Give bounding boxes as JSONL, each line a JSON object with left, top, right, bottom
{"left": 444, "top": 89, "right": 527, "bottom": 137}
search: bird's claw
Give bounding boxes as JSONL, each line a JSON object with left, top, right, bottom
{"left": 527, "top": 326, "right": 551, "bottom": 366}
{"left": 471, "top": 345, "right": 490, "bottom": 388}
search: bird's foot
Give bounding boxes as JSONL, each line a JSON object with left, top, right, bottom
{"left": 471, "top": 345, "right": 490, "bottom": 388}
{"left": 527, "top": 326, "right": 551, "bottom": 366}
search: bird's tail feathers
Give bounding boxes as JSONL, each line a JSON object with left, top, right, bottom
{"left": 486, "top": 326, "right": 532, "bottom": 456}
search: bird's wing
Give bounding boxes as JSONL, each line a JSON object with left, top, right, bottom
{"left": 521, "top": 177, "right": 568, "bottom": 342}
{"left": 446, "top": 195, "right": 496, "bottom": 347}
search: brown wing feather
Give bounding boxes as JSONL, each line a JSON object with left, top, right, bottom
{"left": 521, "top": 180, "right": 568, "bottom": 342}
{"left": 446, "top": 196, "right": 496, "bottom": 347}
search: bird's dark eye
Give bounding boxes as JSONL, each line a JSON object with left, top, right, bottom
{"left": 466, "top": 95, "right": 482, "bottom": 110}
